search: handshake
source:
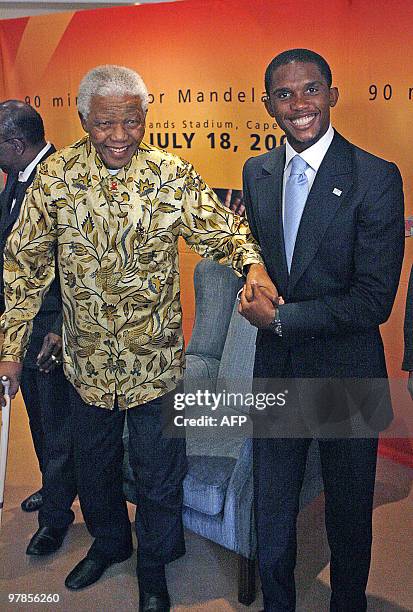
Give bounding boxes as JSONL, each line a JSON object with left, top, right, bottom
{"left": 239, "top": 263, "right": 283, "bottom": 329}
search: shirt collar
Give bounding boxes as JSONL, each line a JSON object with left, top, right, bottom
{"left": 18, "top": 142, "right": 51, "bottom": 182}
{"left": 284, "top": 124, "right": 334, "bottom": 172}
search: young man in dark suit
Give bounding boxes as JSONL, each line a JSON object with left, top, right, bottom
{"left": 239, "top": 49, "right": 405, "bottom": 611}
{"left": 0, "top": 100, "right": 76, "bottom": 553}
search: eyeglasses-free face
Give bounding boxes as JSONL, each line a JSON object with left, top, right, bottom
{"left": 263, "top": 61, "right": 338, "bottom": 153}
{"left": 79, "top": 95, "right": 147, "bottom": 170}
{"left": 0, "top": 137, "right": 23, "bottom": 174}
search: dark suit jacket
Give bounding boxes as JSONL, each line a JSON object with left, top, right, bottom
{"left": 0, "top": 145, "right": 62, "bottom": 368}
{"left": 243, "top": 131, "right": 405, "bottom": 431}
{"left": 402, "top": 265, "right": 413, "bottom": 371}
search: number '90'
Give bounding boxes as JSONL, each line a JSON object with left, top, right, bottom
{"left": 369, "top": 84, "right": 393, "bottom": 100}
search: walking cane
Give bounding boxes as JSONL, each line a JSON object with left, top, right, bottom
{"left": 0, "top": 376, "right": 11, "bottom": 528}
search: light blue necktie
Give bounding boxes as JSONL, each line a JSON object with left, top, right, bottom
{"left": 283, "top": 155, "right": 309, "bottom": 272}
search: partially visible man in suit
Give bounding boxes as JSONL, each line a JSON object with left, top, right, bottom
{"left": 403, "top": 265, "right": 413, "bottom": 399}
{"left": 239, "top": 49, "right": 405, "bottom": 611}
{"left": 0, "top": 100, "right": 76, "bottom": 553}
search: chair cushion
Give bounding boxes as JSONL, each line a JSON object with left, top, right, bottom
{"left": 183, "top": 455, "right": 236, "bottom": 516}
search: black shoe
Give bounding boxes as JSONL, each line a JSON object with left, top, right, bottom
{"left": 21, "top": 490, "right": 43, "bottom": 512}
{"left": 139, "top": 591, "right": 171, "bottom": 612}
{"left": 65, "top": 550, "right": 132, "bottom": 590}
{"left": 26, "top": 525, "right": 68, "bottom": 556}
{"left": 65, "top": 557, "right": 111, "bottom": 590}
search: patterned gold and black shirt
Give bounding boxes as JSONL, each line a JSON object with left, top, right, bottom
{"left": 0, "top": 137, "right": 263, "bottom": 409}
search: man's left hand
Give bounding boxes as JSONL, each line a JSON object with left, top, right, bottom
{"left": 37, "top": 332, "right": 63, "bottom": 373}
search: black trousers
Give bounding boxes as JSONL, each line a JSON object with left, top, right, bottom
{"left": 69, "top": 386, "right": 187, "bottom": 567}
{"left": 20, "top": 365, "right": 76, "bottom": 529}
{"left": 253, "top": 436, "right": 378, "bottom": 612}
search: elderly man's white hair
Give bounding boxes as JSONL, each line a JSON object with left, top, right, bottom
{"left": 77, "top": 65, "right": 149, "bottom": 118}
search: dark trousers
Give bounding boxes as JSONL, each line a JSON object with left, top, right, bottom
{"left": 254, "top": 436, "right": 378, "bottom": 612}
{"left": 69, "top": 386, "right": 187, "bottom": 567}
{"left": 20, "top": 366, "right": 76, "bottom": 529}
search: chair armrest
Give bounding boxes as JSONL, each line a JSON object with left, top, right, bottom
{"left": 222, "top": 438, "right": 256, "bottom": 557}
{"left": 185, "top": 354, "right": 220, "bottom": 385}
{"left": 225, "top": 438, "right": 253, "bottom": 497}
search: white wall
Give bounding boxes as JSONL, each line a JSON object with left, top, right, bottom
{"left": 0, "top": 1, "right": 176, "bottom": 20}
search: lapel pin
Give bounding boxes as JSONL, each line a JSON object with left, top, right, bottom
{"left": 333, "top": 188, "right": 342, "bottom": 196}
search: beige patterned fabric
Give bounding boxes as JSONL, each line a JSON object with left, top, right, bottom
{"left": 0, "top": 137, "right": 263, "bottom": 409}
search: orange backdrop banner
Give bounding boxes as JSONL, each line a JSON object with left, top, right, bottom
{"left": 0, "top": 0, "right": 412, "bottom": 464}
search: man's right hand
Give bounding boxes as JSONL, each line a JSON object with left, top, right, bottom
{"left": 0, "top": 361, "right": 23, "bottom": 405}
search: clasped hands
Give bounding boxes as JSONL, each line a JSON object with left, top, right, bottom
{"left": 239, "top": 264, "right": 282, "bottom": 328}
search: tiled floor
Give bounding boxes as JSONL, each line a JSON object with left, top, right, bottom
{"left": 1, "top": 392, "right": 412, "bottom": 611}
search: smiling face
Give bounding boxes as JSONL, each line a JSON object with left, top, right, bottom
{"left": 264, "top": 61, "right": 338, "bottom": 152}
{"left": 80, "top": 94, "right": 146, "bottom": 169}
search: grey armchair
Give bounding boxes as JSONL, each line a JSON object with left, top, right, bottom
{"left": 123, "top": 258, "right": 324, "bottom": 606}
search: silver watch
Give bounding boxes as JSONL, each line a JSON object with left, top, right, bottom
{"left": 268, "top": 307, "right": 282, "bottom": 336}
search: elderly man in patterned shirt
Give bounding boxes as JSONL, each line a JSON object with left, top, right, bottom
{"left": 0, "top": 66, "right": 275, "bottom": 611}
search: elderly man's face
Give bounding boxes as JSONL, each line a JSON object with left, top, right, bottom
{"left": 80, "top": 95, "right": 146, "bottom": 169}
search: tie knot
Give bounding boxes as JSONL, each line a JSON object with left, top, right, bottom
{"left": 290, "top": 155, "right": 308, "bottom": 176}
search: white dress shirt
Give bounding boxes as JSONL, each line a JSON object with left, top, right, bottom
{"left": 10, "top": 142, "right": 51, "bottom": 213}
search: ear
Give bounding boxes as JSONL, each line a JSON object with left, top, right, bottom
{"left": 264, "top": 96, "right": 275, "bottom": 118}
{"left": 12, "top": 138, "right": 25, "bottom": 156}
{"left": 329, "top": 87, "right": 339, "bottom": 107}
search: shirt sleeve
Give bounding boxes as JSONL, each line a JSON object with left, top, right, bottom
{"left": 0, "top": 173, "right": 57, "bottom": 362}
{"left": 179, "top": 164, "right": 264, "bottom": 276}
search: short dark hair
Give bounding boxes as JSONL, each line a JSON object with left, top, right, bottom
{"left": 264, "top": 49, "right": 332, "bottom": 95}
{"left": 0, "top": 99, "right": 45, "bottom": 145}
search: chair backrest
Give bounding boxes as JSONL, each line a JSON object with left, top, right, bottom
{"left": 185, "top": 259, "right": 258, "bottom": 458}
{"left": 186, "top": 258, "right": 243, "bottom": 361}
{"left": 217, "top": 301, "right": 258, "bottom": 386}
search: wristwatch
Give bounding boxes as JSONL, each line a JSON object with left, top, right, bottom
{"left": 268, "top": 307, "right": 282, "bottom": 336}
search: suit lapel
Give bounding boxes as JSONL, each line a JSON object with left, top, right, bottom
{"left": 288, "top": 132, "right": 354, "bottom": 292}
{"left": 255, "top": 146, "right": 289, "bottom": 292}
{"left": 7, "top": 181, "right": 26, "bottom": 226}
{"left": 0, "top": 145, "right": 56, "bottom": 233}
{"left": 0, "top": 174, "right": 18, "bottom": 231}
